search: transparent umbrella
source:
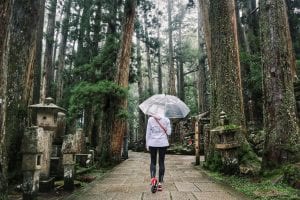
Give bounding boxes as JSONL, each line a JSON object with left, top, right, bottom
{"left": 138, "top": 94, "right": 190, "bottom": 118}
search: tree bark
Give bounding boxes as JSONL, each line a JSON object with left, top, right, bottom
{"left": 197, "top": 1, "right": 208, "bottom": 113}
{"left": 167, "top": 0, "right": 176, "bottom": 95}
{"left": 56, "top": 0, "right": 71, "bottom": 104}
{"left": 204, "top": 0, "right": 261, "bottom": 173}
{"left": 41, "top": 0, "right": 57, "bottom": 101}
{"left": 0, "top": 0, "right": 11, "bottom": 197}
{"left": 260, "top": 0, "right": 299, "bottom": 170}
{"left": 144, "top": 10, "right": 153, "bottom": 95}
{"left": 209, "top": 0, "right": 245, "bottom": 128}
{"left": 178, "top": 21, "right": 185, "bottom": 101}
{"left": 4, "top": 0, "right": 42, "bottom": 178}
{"left": 136, "top": 19, "right": 146, "bottom": 144}
{"left": 32, "top": 0, "right": 45, "bottom": 105}
{"left": 157, "top": 26, "right": 163, "bottom": 94}
{"left": 198, "top": 0, "right": 211, "bottom": 69}
{"left": 92, "top": 0, "right": 102, "bottom": 57}
{"left": 110, "top": 0, "right": 136, "bottom": 162}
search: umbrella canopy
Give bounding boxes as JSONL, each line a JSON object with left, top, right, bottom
{"left": 139, "top": 94, "right": 190, "bottom": 118}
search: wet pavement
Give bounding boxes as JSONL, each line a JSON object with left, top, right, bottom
{"left": 66, "top": 151, "right": 249, "bottom": 200}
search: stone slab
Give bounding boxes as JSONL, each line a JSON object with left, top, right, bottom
{"left": 194, "top": 182, "right": 223, "bottom": 192}
{"left": 170, "top": 191, "right": 197, "bottom": 200}
{"left": 142, "top": 191, "right": 171, "bottom": 200}
{"left": 174, "top": 182, "right": 200, "bottom": 192}
{"left": 193, "top": 191, "right": 238, "bottom": 200}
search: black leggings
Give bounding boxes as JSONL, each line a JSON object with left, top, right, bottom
{"left": 149, "top": 146, "right": 167, "bottom": 183}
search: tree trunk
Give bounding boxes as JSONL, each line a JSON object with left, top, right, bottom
{"left": 198, "top": 0, "right": 211, "bottom": 68}
{"left": 98, "top": 0, "right": 120, "bottom": 164}
{"left": 32, "top": 0, "right": 45, "bottom": 105}
{"left": 144, "top": 10, "right": 153, "bottom": 95}
{"left": 41, "top": 0, "right": 57, "bottom": 101}
{"left": 205, "top": 0, "right": 260, "bottom": 172}
{"left": 260, "top": 0, "right": 299, "bottom": 170}
{"left": 167, "top": 0, "right": 176, "bottom": 95}
{"left": 209, "top": 0, "right": 245, "bottom": 128}
{"left": 4, "top": 0, "right": 42, "bottom": 178}
{"left": 110, "top": 0, "right": 136, "bottom": 162}
{"left": 52, "top": 9, "right": 64, "bottom": 66}
{"left": 178, "top": 21, "right": 185, "bottom": 101}
{"left": 0, "top": 0, "right": 11, "bottom": 197}
{"left": 56, "top": 0, "right": 71, "bottom": 104}
{"left": 197, "top": 1, "right": 208, "bottom": 113}
{"left": 157, "top": 26, "right": 163, "bottom": 94}
{"left": 136, "top": 20, "right": 146, "bottom": 144}
{"left": 92, "top": 0, "right": 102, "bottom": 57}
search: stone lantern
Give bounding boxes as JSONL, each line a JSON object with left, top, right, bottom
{"left": 21, "top": 127, "right": 44, "bottom": 200}
{"left": 29, "top": 97, "right": 66, "bottom": 189}
{"left": 211, "top": 111, "right": 240, "bottom": 173}
{"left": 29, "top": 97, "right": 66, "bottom": 132}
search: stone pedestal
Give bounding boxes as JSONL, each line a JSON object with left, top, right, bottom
{"left": 211, "top": 112, "right": 240, "bottom": 174}
{"left": 63, "top": 154, "right": 76, "bottom": 191}
{"left": 22, "top": 171, "right": 40, "bottom": 200}
{"left": 21, "top": 127, "right": 44, "bottom": 200}
{"left": 62, "top": 134, "right": 77, "bottom": 191}
{"left": 39, "top": 177, "right": 55, "bottom": 193}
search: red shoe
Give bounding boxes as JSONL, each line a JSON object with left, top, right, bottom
{"left": 150, "top": 177, "right": 158, "bottom": 193}
{"left": 157, "top": 183, "right": 162, "bottom": 191}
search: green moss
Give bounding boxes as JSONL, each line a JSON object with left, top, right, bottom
{"left": 238, "top": 143, "right": 261, "bottom": 175}
{"left": 224, "top": 124, "right": 240, "bottom": 130}
{"left": 205, "top": 170, "right": 300, "bottom": 200}
{"left": 203, "top": 151, "right": 223, "bottom": 171}
{"left": 282, "top": 164, "right": 300, "bottom": 189}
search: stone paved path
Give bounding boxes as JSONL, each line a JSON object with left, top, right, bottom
{"left": 67, "top": 151, "right": 249, "bottom": 200}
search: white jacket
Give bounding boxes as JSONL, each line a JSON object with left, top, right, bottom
{"left": 146, "top": 116, "right": 171, "bottom": 148}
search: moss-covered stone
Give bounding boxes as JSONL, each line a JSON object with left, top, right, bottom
{"left": 283, "top": 163, "right": 300, "bottom": 189}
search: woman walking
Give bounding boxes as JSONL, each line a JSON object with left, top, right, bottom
{"left": 146, "top": 115, "right": 171, "bottom": 191}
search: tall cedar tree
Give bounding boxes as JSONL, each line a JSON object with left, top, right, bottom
{"left": 206, "top": 0, "right": 260, "bottom": 171}
{"left": 4, "top": 0, "right": 43, "bottom": 179}
{"left": 110, "top": 0, "right": 137, "bottom": 162}
{"left": 209, "top": 0, "right": 245, "bottom": 128}
{"left": 260, "top": 0, "right": 300, "bottom": 170}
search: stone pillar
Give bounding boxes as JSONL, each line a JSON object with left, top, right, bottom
{"left": 40, "top": 130, "right": 53, "bottom": 179}
{"left": 203, "top": 124, "right": 210, "bottom": 161}
{"left": 75, "top": 128, "right": 86, "bottom": 153}
{"left": 62, "top": 134, "right": 77, "bottom": 191}
{"left": 21, "top": 127, "right": 44, "bottom": 200}
{"left": 122, "top": 135, "right": 129, "bottom": 159}
{"left": 55, "top": 112, "right": 66, "bottom": 144}
{"left": 194, "top": 120, "right": 200, "bottom": 165}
